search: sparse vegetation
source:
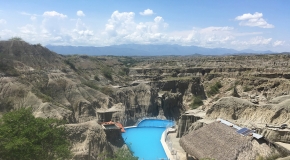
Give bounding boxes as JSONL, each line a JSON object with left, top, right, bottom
{"left": 118, "top": 57, "right": 140, "bottom": 67}
{"left": 8, "top": 37, "right": 23, "bottom": 41}
{"left": 118, "top": 67, "right": 130, "bottom": 76}
{"left": 102, "top": 67, "right": 113, "bottom": 80}
{"left": 33, "top": 89, "right": 53, "bottom": 102}
{"left": 243, "top": 85, "right": 253, "bottom": 92}
{"left": 101, "top": 147, "right": 138, "bottom": 160}
{"left": 255, "top": 153, "right": 281, "bottom": 160}
{"left": 82, "top": 81, "right": 100, "bottom": 90}
{"left": 0, "top": 99, "right": 13, "bottom": 113}
{"left": 190, "top": 96, "right": 204, "bottom": 109}
{"left": 94, "top": 75, "right": 100, "bottom": 81}
{"left": 64, "top": 59, "right": 77, "bottom": 71}
{"left": 101, "top": 86, "right": 113, "bottom": 95}
{"left": 207, "top": 81, "right": 222, "bottom": 97}
{"left": 0, "top": 59, "right": 19, "bottom": 76}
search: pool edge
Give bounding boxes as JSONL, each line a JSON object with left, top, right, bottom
{"left": 160, "top": 127, "right": 176, "bottom": 160}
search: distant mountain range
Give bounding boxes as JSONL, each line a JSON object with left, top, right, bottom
{"left": 46, "top": 44, "right": 273, "bottom": 56}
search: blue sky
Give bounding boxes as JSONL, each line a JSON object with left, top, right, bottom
{"left": 0, "top": 0, "right": 289, "bottom": 52}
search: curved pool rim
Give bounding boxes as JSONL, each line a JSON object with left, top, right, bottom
{"left": 122, "top": 118, "right": 175, "bottom": 160}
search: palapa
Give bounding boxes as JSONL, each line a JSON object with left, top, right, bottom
{"left": 179, "top": 121, "right": 273, "bottom": 160}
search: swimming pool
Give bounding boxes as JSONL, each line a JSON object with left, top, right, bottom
{"left": 122, "top": 119, "right": 174, "bottom": 160}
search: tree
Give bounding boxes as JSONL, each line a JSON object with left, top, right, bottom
{"left": 0, "top": 108, "right": 71, "bottom": 160}
{"left": 102, "top": 147, "right": 138, "bottom": 160}
{"left": 8, "top": 37, "right": 23, "bottom": 41}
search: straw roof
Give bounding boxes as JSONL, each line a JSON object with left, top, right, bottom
{"left": 180, "top": 122, "right": 273, "bottom": 160}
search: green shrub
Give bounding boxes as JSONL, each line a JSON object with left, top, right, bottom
{"left": 118, "top": 57, "right": 140, "bottom": 67}
{"left": 32, "top": 88, "right": 52, "bottom": 103}
{"left": 83, "top": 81, "right": 99, "bottom": 90}
{"left": 191, "top": 96, "right": 204, "bottom": 109}
{"left": 243, "top": 85, "right": 253, "bottom": 92}
{"left": 94, "top": 75, "right": 100, "bottom": 81}
{"left": 207, "top": 81, "right": 223, "bottom": 97}
{"left": 0, "top": 108, "right": 71, "bottom": 160}
{"left": 8, "top": 37, "right": 23, "bottom": 41}
{"left": 100, "top": 147, "right": 138, "bottom": 160}
{"left": 64, "top": 59, "right": 77, "bottom": 71}
{"left": 101, "top": 86, "right": 113, "bottom": 95}
{"left": 0, "top": 99, "right": 13, "bottom": 113}
{"left": 102, "top": 67, "right": 113, "bottom": 80}
{"left": 0, "top": 60, "right": 19, "bottom": 76}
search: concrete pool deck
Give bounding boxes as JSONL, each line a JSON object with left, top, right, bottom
{"left": 161, "top": 128, "right": 175, "bottom": 160}
{"left": 166, "top": 129, "right": 187, "bottom": 160}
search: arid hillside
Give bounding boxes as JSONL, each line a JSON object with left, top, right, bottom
{"left": 1, "top": 39, "right": 290, "bottom": 159}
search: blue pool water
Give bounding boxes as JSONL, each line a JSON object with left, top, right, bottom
{"left": 122, "top": 119, "right": 174, "bottom": 160}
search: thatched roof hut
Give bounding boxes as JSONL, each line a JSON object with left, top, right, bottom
{"left": 180, "top": 122, "right": 274, "bottom": 160}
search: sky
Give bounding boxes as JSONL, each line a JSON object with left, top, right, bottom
{"left": 0, "top": 0, "right": 290, "bottom": 52}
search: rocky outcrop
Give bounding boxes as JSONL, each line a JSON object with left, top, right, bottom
{"left": 65, "top": 120, "right": 123, "bottom": 160}
{"left": 111, "top": 83, "right": 159, "bottom": 126}
{"left": 205, "top": 96, "right": 290, "bottom": 143}
{"left": 206, "top": 97, "right": 290, "bottom": 125}
{"left": 177, "top": 114, "right": 203, "bottom": 137}
{"left": 0, "top": 40, "right": 63, "bottom": 69}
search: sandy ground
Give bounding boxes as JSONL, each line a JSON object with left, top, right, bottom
{"left": 167, "top": 131, "right": 187, "bottom": 160}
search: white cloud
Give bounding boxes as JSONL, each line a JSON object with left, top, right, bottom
{"left": 30, "top": 15, "right": 37, "bottom": 21}
{"left": 0, "top": 10, "right": 287, "bottom": 52}
{"left": 19, "top": 24, "right": 37, "bottom": 34}
{"left": 43, "top": 11, "right": 67, "bottom": 18}
{"left": 139, "top": 9, "right": 154, "bottom": 16}
{"left": 20, "top": 12, "right": 31, "bottom": 16}
{"left": 20, "top": 12, "right": 38, "bottom": 21}
{"left": 176, "top": 26, "right": 235, "bottom": 47}
{"left": 72, "top": 18, "right": 94, "bottom": 37}
{"left": 77, "top": 10, "right": 85, "bottom": 17}
{"left": 273, "top": 40, "right": 285, "bottom": 47}
{"left": 235, "top": 12, "right": 274, "bottom": 28}
{"left": 231, "top": 36, "right": 272, "bottom": 47}
{"left": 249, "top": 36, "right": 272, "bottom": 45}
{"left": 0, "top": 19, "right": 7, "bottom": 24}
{"left": 102, "top": 11, "right": 169, "bottom": 45}
{"left": 235, "top": 12, "right": 263, "bottom": 21}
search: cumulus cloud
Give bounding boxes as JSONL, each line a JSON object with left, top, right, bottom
{"left": 139, "top": 9, "right": 154, "bottom": 16}
{"left": 103, "top": 11, "right": 169, "bottom": 45}
{"left": 175, "top": 26, "right": 235, "bottom": 47}
{"left": 0, "top": 10, "right": 286, "bottom": 51}
{"left": 235, "top": 12, "right": 274, "bottom": 28}
{"left": 43, "top": 11, "right": 67, "bottom": 18}
{"left": 0, "top": 19, "right": 6, "bottom": 24}
{"left": 19, "top": 24, "right": 37, "bottom": 34}
{"left": 72, "top": 18, "right": 94, "bottom": 36}
{"left": 77, "top": 10, "right": 85, "bottom": 17}
{"left": 273, "top": 40, "right": 285, "bottom": 47}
